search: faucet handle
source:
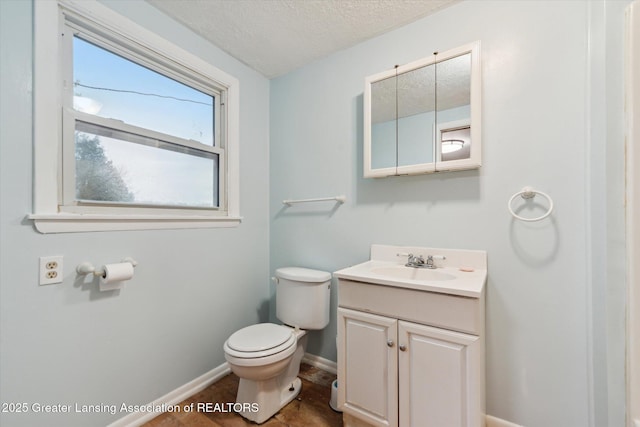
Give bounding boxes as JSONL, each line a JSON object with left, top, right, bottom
{"left": 397, "top": 252, "right": 416, "bottom": 262}
{"left": 424, "top": 254, "right": 446, "bottom": 268}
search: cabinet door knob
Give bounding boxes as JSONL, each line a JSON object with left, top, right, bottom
{"left": 399, "top": 344, "right": 407, "bottom": 352}
{"left": 387, "top": 340, "right": 394, "bottom": 347}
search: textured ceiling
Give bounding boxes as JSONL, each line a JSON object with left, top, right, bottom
{"left": 146, "top": 0, "right": 460, "bottom": 78}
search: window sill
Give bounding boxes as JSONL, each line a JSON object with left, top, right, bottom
{"left": 27, "top": 213, "right": 242, "bottom": 234}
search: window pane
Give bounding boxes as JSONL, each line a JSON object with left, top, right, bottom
{"left": 75, "top": 126, "right": 219, "bottom": 208}
{"left": 73, "top": 36, "right": 215, "bottom": 146}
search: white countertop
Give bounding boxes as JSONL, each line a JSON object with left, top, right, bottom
{"left": 334, "top": 244, "right": 487, "bottom": 298}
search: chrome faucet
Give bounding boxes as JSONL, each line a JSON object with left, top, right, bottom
{"left": 405, "top": 254, "right": 425, "bottom": 268}
{"left": 398, "top": 253, "right": 446, "bottom": 269}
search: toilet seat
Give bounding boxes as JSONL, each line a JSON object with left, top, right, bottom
{"left": 225, "top": 323, "right": 296, "bottom": 359}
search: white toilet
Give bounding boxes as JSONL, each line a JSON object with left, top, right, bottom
{"left": 223, "top": 267, "right": 331, "bottom": 424}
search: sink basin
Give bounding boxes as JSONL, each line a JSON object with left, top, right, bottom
{"left": 371, "top": 266, "right": 456, "bottom": 281}
{"left": 333, "top": 244, "right": 487, "bottom": 297}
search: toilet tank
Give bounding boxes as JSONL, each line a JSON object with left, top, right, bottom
{"left": 275, "top": 267, "right": 331, "bottom": 330}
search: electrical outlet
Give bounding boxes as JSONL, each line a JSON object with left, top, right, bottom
{"left": 39, "top": 256, "right": 63, "bottom": 285}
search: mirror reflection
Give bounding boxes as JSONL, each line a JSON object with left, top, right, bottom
{"left": 364, "top": 41, "right": 481, "bottom": 178}
{"left": 397, "top": 64, "right": 435, "bottom": 167}
{"left": 435, "top": 53, "right": 471, "bottom": 164}
{"left": 440, "top": 125, "right": 471, "bottom": 161}
{"left": 370, "top": 75, "right": 396, "bottom": 169}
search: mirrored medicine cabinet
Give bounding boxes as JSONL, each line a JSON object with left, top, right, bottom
{"left": 363, "top": 41, "right": 481, "bottom": 178}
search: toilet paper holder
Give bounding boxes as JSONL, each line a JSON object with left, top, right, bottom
{"left": 76, "top": 257, "right": 138, "bottom": 278}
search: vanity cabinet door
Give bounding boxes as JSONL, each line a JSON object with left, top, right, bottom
{"left": 398, "top": 321, "right": 480, "bottom": 427}
{"left": 338, "top": 307, "right": 398, "bottom": 427}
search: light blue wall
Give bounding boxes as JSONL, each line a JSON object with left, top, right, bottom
{"left": 0, "top": 0, "right": 629, "bottom": 426}
{"left": 0, "top": 1, "right": 270, "bottom": 426}
{"left": 270, "top": 1, "right": 626, "bottom": 426}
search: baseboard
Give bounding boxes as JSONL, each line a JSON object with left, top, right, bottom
{"left": 486, "top": 415, "right": 524, "bottom": 427}
{"left": 302, "top": 352, "right": 337, "bottom": 375}
{"left": 107, "top": 362, "right": 231, "bottom": 427}
{"left": 108, "top": 356, "right": 517, "bottom": 427}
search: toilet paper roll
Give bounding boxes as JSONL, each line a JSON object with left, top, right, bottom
{"left": 99, "top": 262, "right": 134, "bottom": 291}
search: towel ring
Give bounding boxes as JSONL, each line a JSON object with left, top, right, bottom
{"left": 508, "top": 187, "right": 553, "bottom": 222}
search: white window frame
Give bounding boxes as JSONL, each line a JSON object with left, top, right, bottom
{"left": 30, "top": 0, "right": 241, "bottom": 233}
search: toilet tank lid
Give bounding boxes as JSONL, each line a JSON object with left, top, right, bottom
{"left": 275, "top": 267, "right": 331, "bottom": 283}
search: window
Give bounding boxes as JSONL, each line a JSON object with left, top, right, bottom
{"left": 31, "top": 0, "right": 240, "bottom": 233}
{"left": 70, "top": 36, "right": 221, "bottom": 209}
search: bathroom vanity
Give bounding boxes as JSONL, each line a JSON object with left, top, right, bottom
{"left": 334, "top": 245, "right": 486, "bottom": 427}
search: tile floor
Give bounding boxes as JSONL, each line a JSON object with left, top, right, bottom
{"left": 143, "top": 364, "right": 343, "bottom": 426}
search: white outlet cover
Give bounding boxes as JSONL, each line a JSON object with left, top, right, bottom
{"left": 39, "top": 255, "right": 63, "bottom": 285}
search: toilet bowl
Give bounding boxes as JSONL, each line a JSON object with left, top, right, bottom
{"left": 224, "top": 323, "right": 307, "bottom": 423}
{"left": 223, "top": 267, "right": 331, "bottom": 424}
